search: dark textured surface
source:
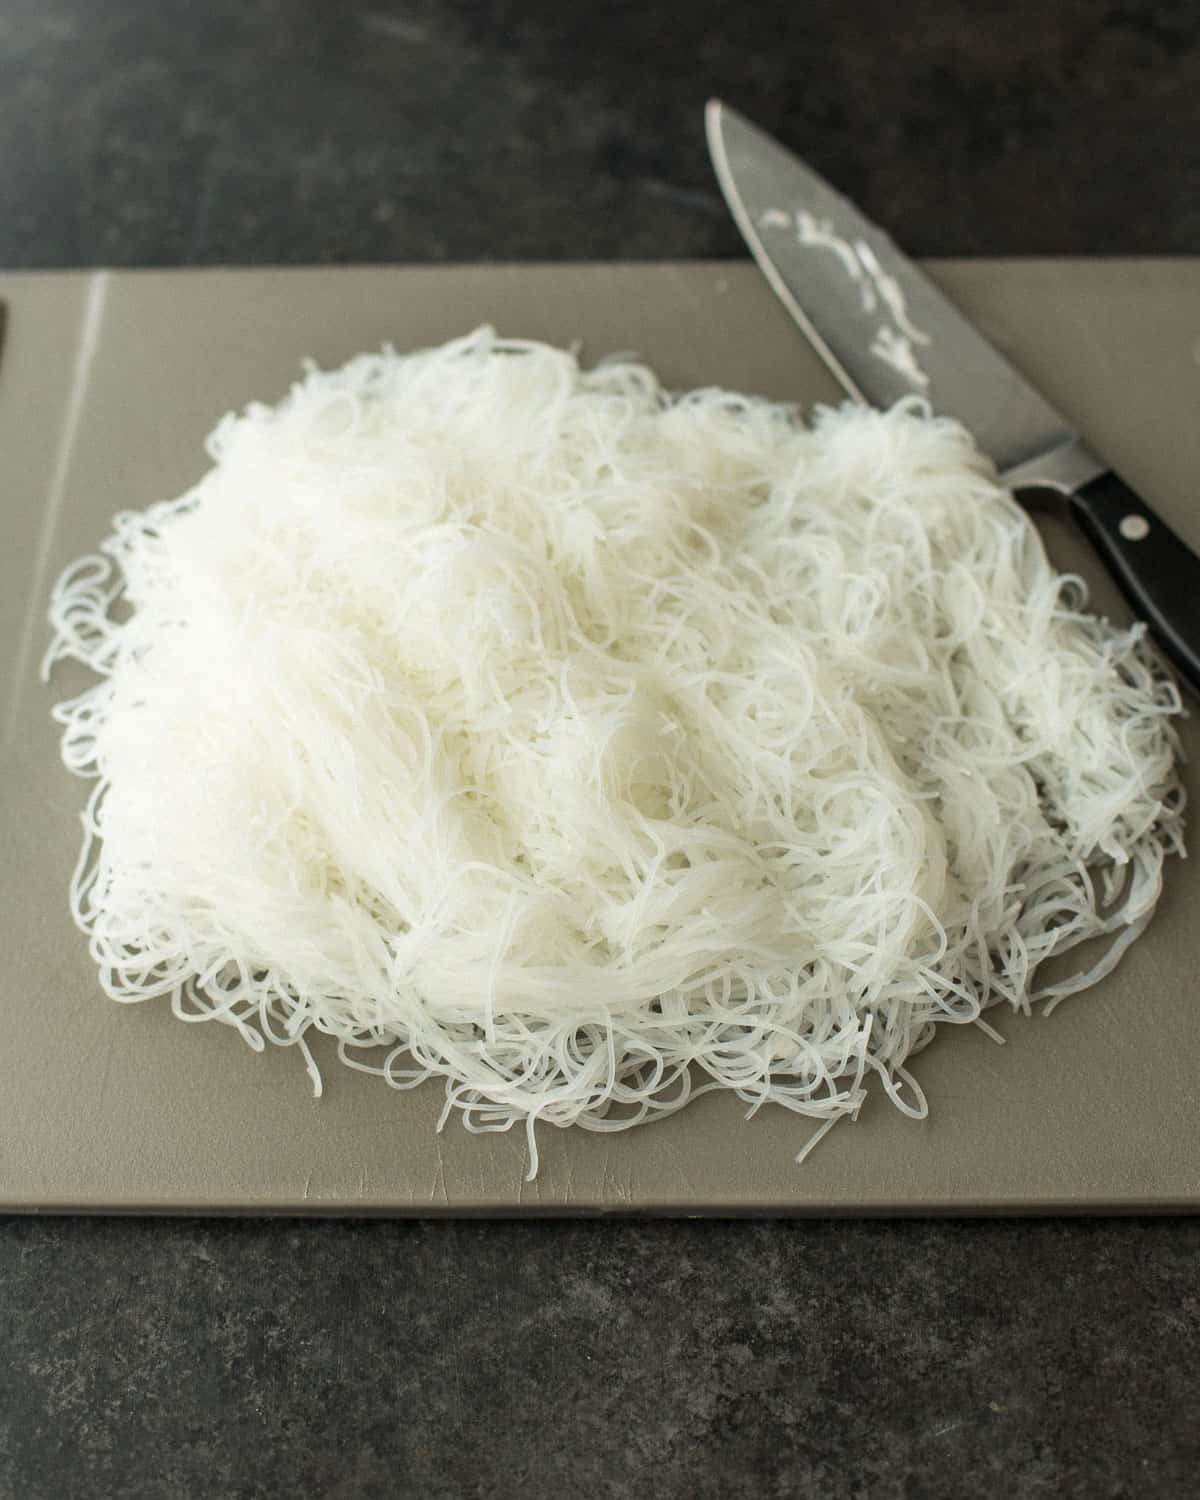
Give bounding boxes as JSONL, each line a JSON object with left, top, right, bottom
{"left": 2, "top": 1215, "right": 1199, "bottom": 1500}
{"left": 1, "top": 0, "right": 1200, "bottom": 267}
{"left": 2, "top": 2, "right": 1200, "bottom": 1497}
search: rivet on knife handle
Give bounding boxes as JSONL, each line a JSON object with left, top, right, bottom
{"left": 1067, "top": 472, "right": 1200, "bottom": 692}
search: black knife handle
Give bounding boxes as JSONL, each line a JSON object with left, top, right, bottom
{"left": 1067, "top": 471, "right": 1200, "bottom": 694}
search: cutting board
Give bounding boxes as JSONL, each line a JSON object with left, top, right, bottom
{"left": 2, "top": 260, "right": 1198, "bottom": 1215}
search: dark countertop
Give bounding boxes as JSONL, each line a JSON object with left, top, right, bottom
{"left": 2, "top": 3, "right": 1198, "bottom": 1497}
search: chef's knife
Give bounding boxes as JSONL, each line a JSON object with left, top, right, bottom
{"left": 706, "top": 100, "right": 1200, "bottom": 693}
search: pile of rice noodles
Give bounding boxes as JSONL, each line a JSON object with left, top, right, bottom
{"left": 44, "top": 327, "right": 1185, "bottom": 1176}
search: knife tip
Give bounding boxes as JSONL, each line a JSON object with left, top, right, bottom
{"left": 704, "top": 98, "right": 725, "bottom": 151}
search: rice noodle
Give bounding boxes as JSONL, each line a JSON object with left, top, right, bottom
{"left": 42, "top": 327, "right": 1186, "bottom": 1175}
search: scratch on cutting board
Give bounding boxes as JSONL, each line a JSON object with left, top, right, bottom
{"left": 601, "top": 1147, "right": 629, "bottom": 1205}
{"left": 5, "top": 270, "right": 109, "bottom": 749}
{"left": 1072, "top": 305, "right": 1117, "bottom": 382}
{"left": 609, "top": 1163, "right": 633, "bottom": 1206}
{"left": 666, "top": 264, "right": 704, "bottom": 314}
{"left": 95, "top": 1028, "right": 118, "bottom": 1112}
{"left": 429, "top": 1142, "right": 449, "bottom": 1205}
{"left": 303, "top": 1171, "right": 312, "bottom": 1202}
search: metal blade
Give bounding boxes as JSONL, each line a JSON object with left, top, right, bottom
{"left": 707, "top": 100, "right": 1102, "bottom": 483}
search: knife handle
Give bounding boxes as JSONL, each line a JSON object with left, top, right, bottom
{"left": 1067, "top": 471, "right": 1200, "bottom": 695}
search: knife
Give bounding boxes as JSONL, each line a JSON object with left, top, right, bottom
{"left": 706, "top": 100, "right": 1200, "bottom": 694}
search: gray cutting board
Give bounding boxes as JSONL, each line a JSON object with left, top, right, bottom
{"left": 1, "top": 260, "right": 1198, "bottom": 1215}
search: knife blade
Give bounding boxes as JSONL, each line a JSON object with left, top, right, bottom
{"left": 706, "top": 99, "right": 1200, "bottom": 693}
